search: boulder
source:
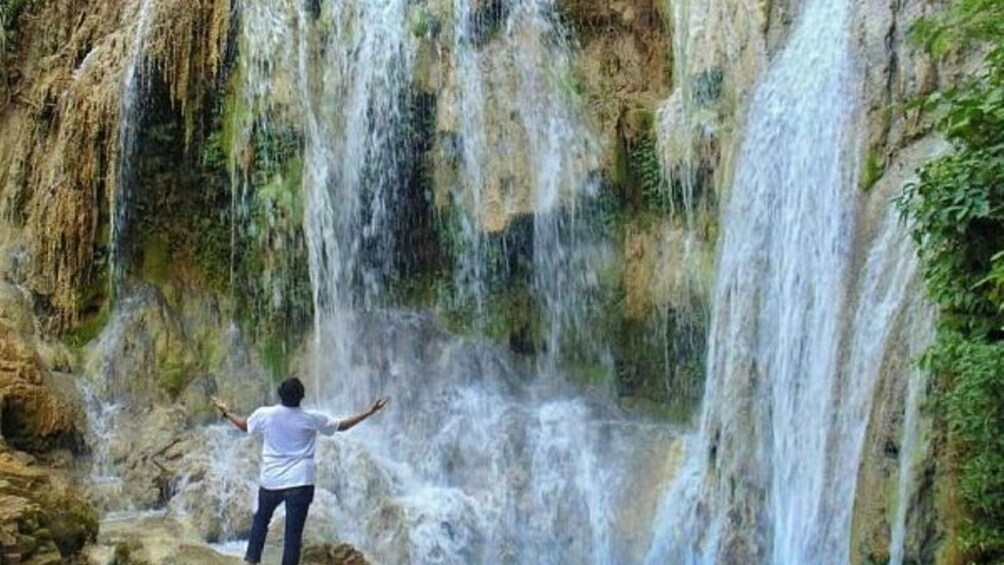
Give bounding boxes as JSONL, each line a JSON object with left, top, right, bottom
{"left": 0, "top": 321, "right": 82, "bottom": 455}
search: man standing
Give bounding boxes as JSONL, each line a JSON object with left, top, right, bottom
{"left": 213, "top": 378, "right": 388, "bottom": 565}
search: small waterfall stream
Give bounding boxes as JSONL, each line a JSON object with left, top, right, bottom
{"left": 110, "top": 0, "right": 158, "bottom": 297}
{"left": 888, "top": 320, "right": 932, "bottom": 565}
{"left": 447, "top": 0, "right": 606, "bottom": 371}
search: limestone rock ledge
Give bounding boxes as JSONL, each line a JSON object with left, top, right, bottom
{"left": 84, "top": 514, "right": 368, "bottom": 565}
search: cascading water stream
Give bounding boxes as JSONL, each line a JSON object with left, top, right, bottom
{"left": 84, "top": 0, "right": 158, "bottom": 510}
{"left": 887, "top": 329, "right": 930, "bottom": 565}
{"left": 887, "top": 294, "right": 935, "bottom": 564}
{"left": 449, "top": 0, "right": 490, "bottom": 322}
{"left": 110, "top": 0, "right": 158, "bottom": 298}
{"left": 296, "top": 1, "right": 624, "bottom": 561}
{"left": 506, "top": 0, "right": 605, "bottom": 372}
{"left": 642, "top": 0, "right": 908, "bottom": 560}
{"left": 299, "top": 0, "right": 416, "bottom": 401}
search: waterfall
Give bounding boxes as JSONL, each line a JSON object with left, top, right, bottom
{"left": 645, "top": 0, "right": 875, "bottom": 560}
{"left": 220, "top": 1, "right": 654, "bottom": 563}
{"left": 298, "top": 0, "right": 416, "bottom": 400}
{"left": 110, "top": 0, "right": 158, "bottom": 297}
{"left": 297, "top": 0, "right": 624, "bottom": 559}
{"left": 447, "top": 0, "right": 605, "bottom": 370}
{"left": 824, "top": 200, "right": 924, "bottom": 561}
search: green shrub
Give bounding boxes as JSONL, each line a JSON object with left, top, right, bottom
{"left": 899, "top": 0, "right": 1004, "bottom": 559}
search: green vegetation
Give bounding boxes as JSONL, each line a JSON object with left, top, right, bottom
{"left": 613, "top": 108, "right": 674, "bottom": 217}
{"left": 898, "top": 1, "right": 1004, "bottom": 560}
{"left": 861, "top": 149, "right": 885, "bottom": 192}
{"left": 0, "top": 0, "right": 33, "bottom": 98}
{"left": 64, "top": 307, "right": 109, "bottom": 350}
{"left": 629, "top": 134, "right": 669, "bottom": 213}
{"left": 409, "top": 5, "right": 431, "bottom": 38}
{"left": 0, "top": 1, "right": 30, "bottom": 59}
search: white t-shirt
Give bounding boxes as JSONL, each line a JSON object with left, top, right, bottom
{"left": 246, "top": 405, "right": 341, "bottom": 490}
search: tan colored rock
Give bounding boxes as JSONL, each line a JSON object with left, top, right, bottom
{"left": 84, "top": 513, "right": 370, "bottom": 565}
{"left": 0, "top": 321, "right": 81, "bottom": 454}
{"left": 623, "top": 220, "right": 710, "bottom": 320}
{"left": 565, "top": 0, "right": 670, "bottom": 171}
{"left": 0, "top": 446, "right": 98, "bottom": 563}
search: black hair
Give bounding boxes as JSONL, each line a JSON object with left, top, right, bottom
{"left": 278, "top": 377, "right": 305, "bottom": 407}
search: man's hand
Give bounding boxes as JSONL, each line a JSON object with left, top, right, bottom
{"left": 369, "top": 397, "right": 390, "bottom": 415}
{"left": 212, "top": 396, "right": 248, "bottom": 431}
{"left": 338, "top": 397, "right": 390, "bottom": 432}
{"left": 211, "top": 396, "right": 230, "bottom": 416}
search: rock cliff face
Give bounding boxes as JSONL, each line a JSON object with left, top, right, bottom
{"left": 0, "top": 448, "right": 98, "bottom": 564}
{"left": 0, "top": 0, "right": 230, "bottom": 333}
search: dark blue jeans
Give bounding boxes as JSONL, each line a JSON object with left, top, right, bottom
{"left": 244, "top": 485, "right": 315, "bottom": 565}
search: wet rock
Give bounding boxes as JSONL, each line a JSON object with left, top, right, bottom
{"left": 165, "top": 429, "right": 259, "bottom": 543}
{"left": 84, "top": 513, "right": 370, "bottom": 565}
{"left": 85, "top": 404, "right": 190, "bottom": 513}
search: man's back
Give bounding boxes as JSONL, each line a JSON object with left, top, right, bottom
{"left": 248, "top": 405, "right": 339, "bottom": 489}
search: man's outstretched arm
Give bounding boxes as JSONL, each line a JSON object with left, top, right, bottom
{"left": 337, "top": 397, "right": 389, "bottom": 432}
{"left": 212, "top": 397, "right": 248, "bottom": 432}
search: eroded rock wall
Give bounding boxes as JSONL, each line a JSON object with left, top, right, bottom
{"left": 0, "top": 0, "right": 231, "bottom": 333}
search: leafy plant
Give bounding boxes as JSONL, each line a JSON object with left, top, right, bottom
{"left": 898, "top": 0, "right": 1004, "bottom": 560}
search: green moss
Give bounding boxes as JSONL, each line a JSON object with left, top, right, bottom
{"left": 257, "top": 156, "right": 304, "bottom": 226}
{"left": 64, "top": 307, "right": 109, "bottom": 349}
{"left": 66, "top": 260, "right": 109, "bottom": 348}
{"left": 159, "top": 356, "right": 190, "bottom": 398}
{"left": 43, "top": 491, "right": 98, "bottom": 557}
{"left": 260, "top": 334, "right": 290, "bottom": 381}
{"left": 565, "top": 361, "right": 613, "bottom": 388}
{"left": 556, "top": 65, "right": 585, "bottom": 103}
{"left": 410, "top": 6, "right": 431, "bottom": 38}
{"left": 141, "top": 234, "right": 172, "bottom": 285}
{"left": 861, "top": 149, "right": 885, "bottom": 192}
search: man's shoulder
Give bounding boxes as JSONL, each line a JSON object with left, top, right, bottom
{"left": 249, "top": 404, "right": 283, "bottom": 421}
